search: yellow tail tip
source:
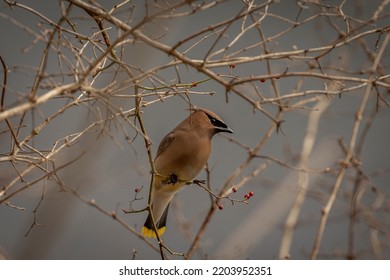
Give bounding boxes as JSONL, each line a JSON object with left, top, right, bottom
{"left": 142, "top": 226, "right": 166, "bottom": 238}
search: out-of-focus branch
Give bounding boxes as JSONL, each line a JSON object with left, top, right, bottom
{"left": 279, "top": 94, "right": 330, "bottom": 259}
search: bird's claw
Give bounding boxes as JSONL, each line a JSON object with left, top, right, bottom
{"left": 192, "top": 179, "right": 206, "bottom": 185}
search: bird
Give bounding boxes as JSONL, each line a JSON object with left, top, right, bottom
{"left": 142, "top": 107, "right": 233, "bottom": 238}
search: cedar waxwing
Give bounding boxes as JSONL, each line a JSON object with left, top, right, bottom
{"left": 142, "top": 108, "right": 233, "bottom": 238}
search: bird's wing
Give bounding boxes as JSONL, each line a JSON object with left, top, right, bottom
{"left": 155, "top": 131, "right": 175, "bottom": 159}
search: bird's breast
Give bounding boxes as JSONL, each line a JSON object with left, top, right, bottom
{"left": 154, "top": 134, "right": 211, "bottom": 182}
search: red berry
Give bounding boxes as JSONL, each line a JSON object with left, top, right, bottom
{"left": 232, "top": 187, "right": 238, "bottom": 193}
{"left": 229, "top": 64, "right": 236, "bottom": 69}
{"left": 218, "top": 204, "right": 224, "bottom": 210}
{"left": 249, "top": 191, "right": 254, "bottom": 197}
{"left": 244, "top": 194, "right": 250, "bottom": 199}
{"left": 260, "top": 78, "right": 266, "bottom": 83}
{"left": 134, "top": 188, "right": 140, "bottom": 193}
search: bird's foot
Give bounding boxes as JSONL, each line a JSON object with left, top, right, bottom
{"left": 191, "top": 179, "right": 206, "bottom": 186}
{"left": 166, "top": 173, "right": 178, "bottom": 185}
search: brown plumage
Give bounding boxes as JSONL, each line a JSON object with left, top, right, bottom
{"left": 142, "top": 108, "right": 233, "bottom": 238}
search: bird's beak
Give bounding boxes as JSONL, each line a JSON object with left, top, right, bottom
{"left": 218, "top": 126, "right": 233, "bottom": 134}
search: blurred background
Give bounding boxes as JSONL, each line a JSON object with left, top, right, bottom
{"left": 0, "top": 0, "right": 389, "bottom": 259}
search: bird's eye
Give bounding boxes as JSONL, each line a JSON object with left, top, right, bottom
{"left": 209, "top": 117, "right": 218, "bottom": 126}
{"left": 206, "top": 114, "right": 228, "bottom": 129}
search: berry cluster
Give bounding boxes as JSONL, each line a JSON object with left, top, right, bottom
{"left": 232, "top": 187, "right": 254, "bottom": 200}
{"left": 244, "top": 191, "right": 254, "bottom": 200}
{"left": 217, "top": 189, "right": 255, "bottom": 210}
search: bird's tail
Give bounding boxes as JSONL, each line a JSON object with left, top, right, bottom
{"left": 142, "top": 204, "right": 170, "bottom": 238}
